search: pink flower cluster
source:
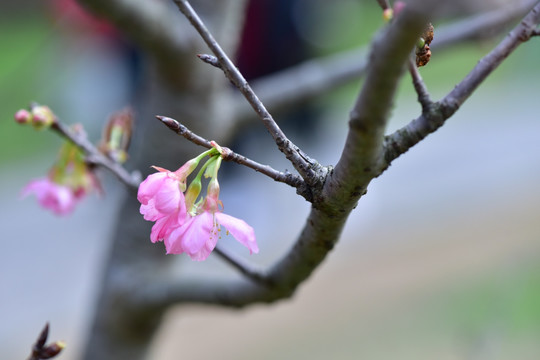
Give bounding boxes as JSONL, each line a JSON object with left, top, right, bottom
{"left": 20, "top": 124, "right": 99, "bottom": 216}
{"left": 22, "top": 178, "right": 82, "bottom": 215}
{"left": 22, "top": 172, "right": 98, "bottom": 216}
{"left": 137, "top": 163, "right": 258, "bottom": 261}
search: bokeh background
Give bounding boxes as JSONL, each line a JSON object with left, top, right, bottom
{"left": 1, "top": 1, "right": 540, "bottom": 359}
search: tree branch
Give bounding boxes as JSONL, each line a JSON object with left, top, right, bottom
{"left": 51, "top": 121, "right": 141, "bottom": 190}
{"left": 383, "top": 1, "right": 540, "bottom": 168}
{"left": 326, "top": 5, "right": 429, "bottom": 204}
{"left": 172, "top": 0, "right": 322, "bottom": 185}
{"left": 53, "top": 114, "right": 282, "bottom": 286}
{"left": 408, "top": 57, "right": 433, "bottom": 112}
{"left": 197, "top": 53, "right": 222, "bottom": 69}
{"left": 126, "top": 3, "right": 432, "bottom": 310}
{"left": 156, "top": 115, "right": 305, "bottom": 190}
{"left": 127, "top": 1, "right": 540, "bottom": 312}
{"left": 213, "top": 245, "right": 271, "bottom": 286}
{"left": 375, "top": 0, "right": 390, "bottom": 10}
{"left": 230, "top": 0, "right": 537, "bottom": 121}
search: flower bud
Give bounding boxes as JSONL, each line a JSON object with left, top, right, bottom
{"left": 382, "top": 8, "right": 393, "bottom": 22}
{"left": 14, "top": 109, "right": 32, "bottom": 124}
{"left": 39, "top": 341, "right": 66, "bottom": 359}
{"left": 98, "top": 108, "right": 133, "bottom": 164}
{"left": 31, "top": 105, "right": 56, "bottom": 130}
{"left": 185, "top": 177, "right": 202, "bottom": 212}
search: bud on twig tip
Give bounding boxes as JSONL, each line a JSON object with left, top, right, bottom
{"left": 15, "top": 109, "right": 32, "bottom": 124}
{"left": 36, "top": 322, "right": 50, "bottom": 348}
{"left": 197, "top": 54, "right": 221, "bottom": 68}
{"left": 156, "top": 115, "right": 180, "bottom": 131}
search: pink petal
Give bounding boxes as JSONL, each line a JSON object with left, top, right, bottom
{"left": 165, "top": 218, "right": 192, "bottom": 254}
{"left": 150, "top": 213, "right": 181, "bottom": 243}
{"left": 140, "top": 199, "right": 161, "bottom": 221}
{"left": 164, "top": 212, "right": 218, "bottom": 261}
{"left": 154, "top": 183, "right": 182, "bottom": 214}
{"left": 137, "top": 172, "right": 168, "bottom": 204}
{"left": 215, "top": 212, "right": 258, "bottom": 254}
{"left": 181, "top": 212, "right": 214, "bottom": 255}
{"left": 189, "top": 231, "right": 218, "bottom": 261}
{"left": 22, "top": 178, "right": 77, "bottom": 215}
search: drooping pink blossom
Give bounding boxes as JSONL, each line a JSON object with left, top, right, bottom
{"left": 138, "top": 152, "right": 258, "bottom": 261}
{"left": 137, "top": 171, "right": 184, "bottom": 221}
{"left": 165, "top": 209, "right": 258, "bottom": 261}
{"left": 137, "top": 163, "right": 198, "bottom": 243}
{"left": 22, "top": 178, "right": 78, "bottom": 215}
{"left": 164, "top": 178, "right": 258, "bottom": 261}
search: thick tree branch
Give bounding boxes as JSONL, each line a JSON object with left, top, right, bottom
{"left": 125, "top": 1, "right": 540, "bottom": 312}
{"left": 173, "top": 0, "right": 322, "bottom": 185}
{"left": 126, "top": 4, "right": 431, "bottom": 310}
{"left": 383, "top": 1, "right": 540, "bottom": 168}
{"left": 156, "top": 115, "right": 305, "bottom": 190}
{"left": 230, "top": 0, "right": 537, "bottom": 121}
{"left": 325, "top": 5, "right": 429, "bottom": 207}
{"left": 51, "top": 121, "right": 141, "bottom": 190}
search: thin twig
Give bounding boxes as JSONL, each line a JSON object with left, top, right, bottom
{"left": 51, "top": 122, "right": 141, "bottom": 190}
{"left": 156, "top": 115, "right": 211, "bottom": 148}
{"left": 213, "top": 245, "right": 271, "bottom": 285}
{"left": 439, "top": 1, "right": 540, "bottom": 117}
{"left": 375, "top": 0, "right": 390, "bottom": 10}
{"left": 197, "top": 54, "right": 221, "bottom": 69}
{"left": 27, "top": 323, "right": 65, "bottom": 360}
{"left": 156, "top": 115, "right": 304, "bottom": 189}
{"left": 408, "top": 57, "right": 433, "bottom": 112}
{"left": 383, "top": 1, "right": 540, "bottom": 169}
{"left": 173, "top": 0, "right": 320, "bottom": 183}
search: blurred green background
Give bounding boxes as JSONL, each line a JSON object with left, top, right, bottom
{"left": 1, "top": 1, "right": 540, "bottom": 359}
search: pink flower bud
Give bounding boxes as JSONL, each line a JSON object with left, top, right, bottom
{"left": 14, "top": 109, "right": 32, "bottom": 124}
{"left": 382, "top": 8, "right": 393, "bottom": 22}
{"left": 31, "top": 106, "right": 56, "bottom": 129}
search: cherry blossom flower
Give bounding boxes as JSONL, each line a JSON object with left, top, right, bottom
{"left": 22, "top": 178, "right": 78, "bottom": 215}
{"left": 137, "top": 160, "right": 199, "bottom": 243}
{"left": 164, "top": 166, "right": 258, "bottom": 261}
{"left": 165, "top": 204, "right": 258, "bottom": 261}
{"left": 21, "top": 127, "right": 99, "bottom": 215}
{"left": 138, "top": 149, "right": 258, "bottom": 261}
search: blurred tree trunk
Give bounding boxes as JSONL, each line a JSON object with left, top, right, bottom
{"left": 81, "top": 1, "right": 247, "bottom": 359}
